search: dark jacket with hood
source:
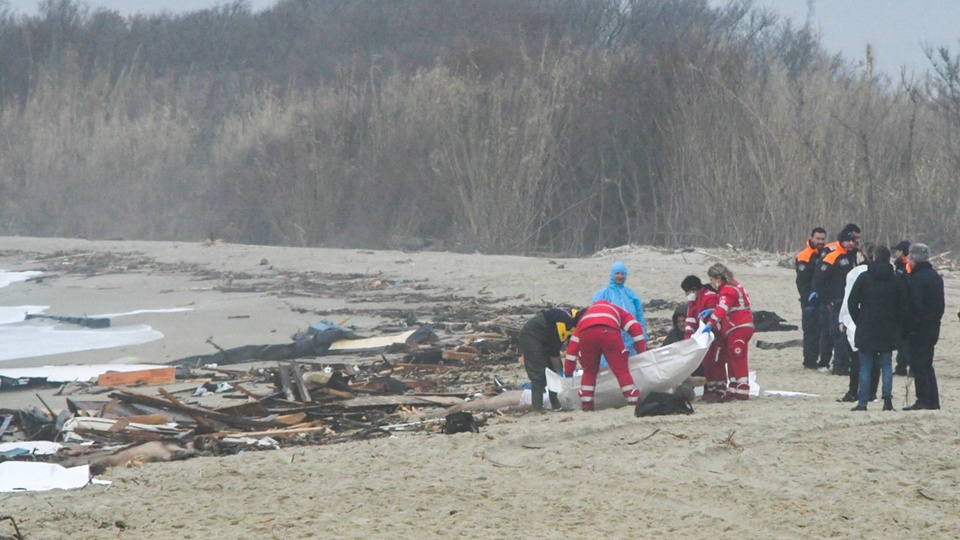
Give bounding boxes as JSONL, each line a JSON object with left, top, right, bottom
{"left": 848, "top": 259, "right": 908, "bottom": 352}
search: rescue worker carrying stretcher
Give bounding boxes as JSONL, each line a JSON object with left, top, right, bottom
{"left": 563, "top": 300, "right": 647, "bottom": 411}
{"left": 703, "top": 263, "right": 755, "bottom": 401}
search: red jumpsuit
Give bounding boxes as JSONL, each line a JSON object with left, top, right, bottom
{"left": 685, "top": 287, "right": 720, "bottom": 379}
{"left": 684, "top": 288, "right": 718, "bottom": 339}
{"left": 563, "top": 300, "right": 647, "bottom": 411}
{"left": 707, "top": 280, "right": 755, "bottom": 400}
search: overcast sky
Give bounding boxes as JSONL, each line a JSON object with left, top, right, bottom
{"left": 715, "top": 0, "right": 960, "bottom": 78}
{"left": 3, "top": 0, "right": 278, "bottom": 16}
{"left": 5, "top": 0, "right": 960, "bottom": 78}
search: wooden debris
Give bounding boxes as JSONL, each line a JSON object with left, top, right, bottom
{"left": 442, "top": 349, "right": 478, "bottom": 361}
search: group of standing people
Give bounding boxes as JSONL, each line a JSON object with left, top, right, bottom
{"left": 795, "top": 224, "right": 945, "bottom": 411}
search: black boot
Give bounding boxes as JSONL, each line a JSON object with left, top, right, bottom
{"left": 548, "top": 390, "right": 562, "bottom": 411}
{"left": 903, "top": 402, "right": 928, "bottom": 411}
{"left": 851, "top": 404, "right": 867, "bottom": 411}
{"left": 883, "top": 397, "right": 893, "bottom": 411}
{"left": 837, "top": 392, "right": 857, "bottom": 403}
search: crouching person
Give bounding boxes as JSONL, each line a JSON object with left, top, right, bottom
{"left": 518, "top": 307, "right": 580, "bottom": 412}
{"left": 563, "top": 300, "right": 648, "bottom": 411}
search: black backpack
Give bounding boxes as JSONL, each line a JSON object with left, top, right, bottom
{"left": 635, "top": 392, "right": 695, "bottom": 417}
{"left": 442, "top": 411, "right": 479, "bottom": 434}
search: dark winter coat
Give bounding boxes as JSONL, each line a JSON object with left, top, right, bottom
{"left": 904, "top": 261, "right": 945, "bottom": 341}
{"left": 848, "top": 260, "right": 908, "bottom": 352}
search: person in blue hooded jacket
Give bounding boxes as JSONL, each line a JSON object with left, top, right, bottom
{"left": 592, "top": 261, "right": 648, "bottom": 355}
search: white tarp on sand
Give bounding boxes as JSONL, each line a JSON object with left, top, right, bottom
{"left": 546, "top": 327, "right": 715, "bottom": 411}
{"left": 0, "top": 462, "right": 111, "bottom": 492}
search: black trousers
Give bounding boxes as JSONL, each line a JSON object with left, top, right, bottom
{"left": 827, "top": 302, "right": 851, "bottom": 373}
{"left": 816, "top": 304, "right": 834, "bottom": 368}
{"left": 801, "top": 301, "right": 820, "bottom": 367}
{"left": 894, "top": 336, "right": 911, "bottom": 374}
{"left": 518, "top": 329, "right": 560, "bottom": 411}
{"left": 908, "top": 333, "right": 940, "bottom": 408}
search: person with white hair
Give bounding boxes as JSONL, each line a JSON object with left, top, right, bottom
{"left": 902, "top": 243, "right": 945, "bottom": 410}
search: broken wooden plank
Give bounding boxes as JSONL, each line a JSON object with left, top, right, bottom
{"left": 213, "top": 401, "right": 270, "bottom": 417}
{"left": 311, "top": 387, "right": 355, "bottom": 399}
{"left": 228, "top": 382, "right": 261, "bottom": 400}
{"left": 97, "top": 367, "right": 176, "bottom": 387}
{"left": 109, "top": 390, "right": 281, "bottom": 431}
{"left": 288, "top": 362, "right": 311, "bottom": 403}
{"left": 442, "top": 349, "right": 478, "bottom": 361}
{"left": 0, "top": 414, "right": 13, "bottom": 439}
{"left": 157, "top": 387, "right": 213, "bottom": 429}
{"left": 196, "top": 425, "right": 332, "bottom": 439}
{"left": 274, "top": 412, "right": 308, "bottom": 425}
{"left": 327, "top": 329, "right": 417, "bottom": 352}
{"left": 277, "top": 364, "right": 296, "bottom": 401}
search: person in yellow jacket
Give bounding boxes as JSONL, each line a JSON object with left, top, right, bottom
{"left": 518, "top": 308, "right": 579, "bottom": 412}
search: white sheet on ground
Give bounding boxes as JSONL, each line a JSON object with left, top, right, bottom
{"left": 546, "top": 326, "right": 715, "bottom": 411}
{"left": 0, "top": 441, "right": 62, "bottom": 455}
{"left": 0, "top": 462, "right": 105, "bottom": 492}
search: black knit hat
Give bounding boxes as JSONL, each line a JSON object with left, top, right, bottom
{"left": 892, "top": 240, "right": 911, "bottom": 254}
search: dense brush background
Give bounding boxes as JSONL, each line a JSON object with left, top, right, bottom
{"left": 2, "top": 0, "right": 959, "bottom": 254}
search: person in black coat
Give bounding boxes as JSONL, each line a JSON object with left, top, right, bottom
{"left": 892, "top": 240, "right": 913, "bottom": 376}
{"left": 518, "top": 308, "right": 579, "bottom": 412}
{"left": 902, "top": 243, "right": 945, "bottom": 410}
{"left": 847, "top": 245, "right": 908, "bottom": 411}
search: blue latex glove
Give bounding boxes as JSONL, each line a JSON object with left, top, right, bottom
{"left": 803, "top": 304, "right": 816, "bottom": 314}
{"left": 556, "top": 370, "right": 565, "bottom": 378}
{"left": 807, "top": 292, "right": 818, "bottom": 303}
{"left": 698, "top": 308, "right": 714, "bottom": 320}
{"left": 701, "top": 324, "right": 712, "bottom": 334}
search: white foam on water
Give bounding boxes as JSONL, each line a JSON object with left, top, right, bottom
{"left": 0, "top": 305, "right": 47, "bottom": 324}
{"left": 0, "top": 270, "right": 171, "bottom": 362}
{"left": 0, "top": 322, "right": 163, "bottom": 362}
{"left": 0, "top": 269, "right": 43, "bottom": 288}
{"left": 95, "top": 307, "right": 193, "bottom": 318}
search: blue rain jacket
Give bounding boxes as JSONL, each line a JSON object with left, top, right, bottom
{"left": 592, "top": 261, "right": 648, "bottom": 353}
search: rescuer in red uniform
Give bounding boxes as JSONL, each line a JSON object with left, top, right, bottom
{"left": 705, "top": 263, "right": 755, "bottom": 401}
{"left": 563, "top": 300, "right": 647, "bottom": 411}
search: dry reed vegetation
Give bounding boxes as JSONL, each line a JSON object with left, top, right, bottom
{"left": 0, "top": 0, "right": 959, "bottom": 254}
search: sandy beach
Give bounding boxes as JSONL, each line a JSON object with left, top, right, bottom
{"left": 1, "top": 236, "right": 959, "bottom": 539}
